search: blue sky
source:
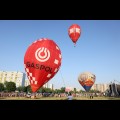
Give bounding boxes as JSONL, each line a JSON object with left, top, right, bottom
{"left": 0, "top": 20, "right": 120, "bottom": 89}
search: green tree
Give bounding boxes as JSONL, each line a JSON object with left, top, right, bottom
{"left": 26, "top": 85, "right": 32, "bottom": 93}
{"left": 45, "top": 88, "right": 52, "bottom": 93}
{"left": 17, "top": 86, "right": 27, "bottom": 92}
{"left": 60, "top": 87, "right": 65, "bottom": 93}
{"left": 5, "top": 81, "right": 16, "bottom": 92}
{"left": 0, "top": 83, "right": 4, "bottom": 91}
{"left": 79, "top": 90, "right": 85, "bottom": 93}
{"left": 38, "top": 87, "right": 45, "bottom": 93}
{"left": 74, "top": 88, "right": 76, "bottom": 93}
{"left": 23, "top": 86, "right": 27, "bottom": 92}
{"left": 54, "top": 89, "right": 61, "bottom": 94}
{"left": 38, "top": 87, "right": 53, "bottom": 93}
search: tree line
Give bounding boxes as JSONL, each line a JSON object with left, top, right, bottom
{"left": 0, "top": 82, "right": 100, "bottom": 93}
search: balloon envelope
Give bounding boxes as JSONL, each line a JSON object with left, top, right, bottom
{"left": 24, "top": 38, "right": 62, "bottom": 92}
{"left": 78, "top": 72, "right": 96, "bottom": 91}
{"left": 68, "top": 24, "right": 81, "bottom": 46}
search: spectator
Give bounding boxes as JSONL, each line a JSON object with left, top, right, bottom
{"left": 67, "top": 93, "right": 73, "bottom": 100}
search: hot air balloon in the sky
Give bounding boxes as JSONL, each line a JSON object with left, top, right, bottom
{"left": 78, "top": 72, "right": 96, "bottom": 92}
{"left": 24, "top": 38, "right": 62, "bottom": 93}
{"left": 68, "top": 24, "right": 81, "bottom": 46}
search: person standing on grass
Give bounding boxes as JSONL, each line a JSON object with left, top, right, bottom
{"left": 67, "top": 92, "right": 73, "bottom": 100}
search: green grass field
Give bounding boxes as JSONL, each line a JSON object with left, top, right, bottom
{"left": 1, "top": 96, "right": 120, "bottom": 100}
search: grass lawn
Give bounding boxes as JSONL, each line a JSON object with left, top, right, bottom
{"left": 1, "top": 96, "right": 120, "bottom": 100}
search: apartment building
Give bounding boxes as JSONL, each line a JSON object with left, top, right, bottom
{"left": 0, "top": 71, "right": 26, "bottom": 87}
{"left": 91, "top": 83, "right": 109, "bottom": 92}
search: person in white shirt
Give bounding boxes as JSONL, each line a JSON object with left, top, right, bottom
{"left": 67, "top": 93, "right": 73, "bottom": 100}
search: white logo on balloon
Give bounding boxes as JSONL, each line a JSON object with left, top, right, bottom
{"left": 69, "top": 28, "right": 80, "bottom": 34}
{"left": 35, "top": 47, "right": 50, "bottom": 62}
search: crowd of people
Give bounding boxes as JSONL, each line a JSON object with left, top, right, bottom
{"left": 0, "top": 91, "right": 105, "bottom": 100}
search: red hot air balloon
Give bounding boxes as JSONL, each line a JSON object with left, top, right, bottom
{"left": 68, "top": 24, "right": 81, "bottom": 47}
{"left": 24, "top": 38, "right": 62, "bottom": 93}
